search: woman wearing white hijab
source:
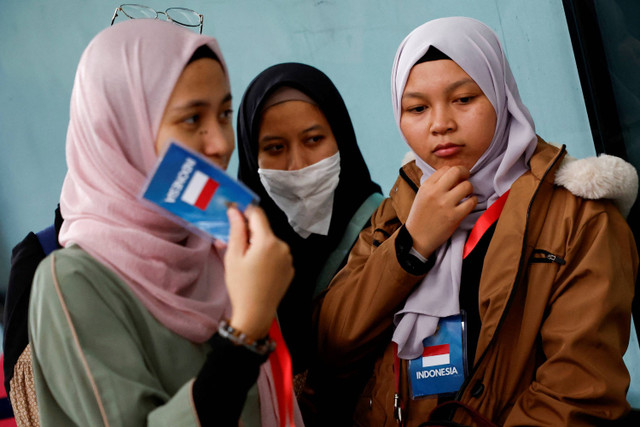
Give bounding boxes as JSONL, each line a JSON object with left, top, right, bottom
{"left": 316, "top": 17, "right": 638, "bottom": 426}
{"left": 26, "top": 20, "right": 303, "bottom": 427}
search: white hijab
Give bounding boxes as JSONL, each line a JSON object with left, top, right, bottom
{"left": 390, "top": 17, "right": 538, "bottom": 358}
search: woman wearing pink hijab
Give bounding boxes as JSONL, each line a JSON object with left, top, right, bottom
{"left": 317, "top": 17, "right": 638, "bottom": 426}
{"left": 27, "top": 20, "right": 302, "bottom": 426}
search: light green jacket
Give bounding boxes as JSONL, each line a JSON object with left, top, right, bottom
{"left": 29, "top": 245, "right": 257, "bottom": 426}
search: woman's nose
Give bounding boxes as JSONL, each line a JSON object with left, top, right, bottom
{"left": 287, "top": 144, "right": 309, "bottom": 171}
{"left": 430, "top": 106, "right": 456, "bottom": 135}
{"left": 201, "top": 123, "right": 234, "bottom": 166}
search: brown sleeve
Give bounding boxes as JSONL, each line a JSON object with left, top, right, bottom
{"left": 315, "top": 197, "right": 428, "bottom": 369}
{"left": 506, "top": 203, "right": 638, "bottom": 425}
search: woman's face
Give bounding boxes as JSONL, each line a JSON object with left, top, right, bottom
{"left": 257, "top": 101, "right": 339, "bottom": 170}
{"left": 155, "top": 58, "right": 234, "bottom": 170}
{"left": 400, "top": 59, "right": 497, "bottom": 171}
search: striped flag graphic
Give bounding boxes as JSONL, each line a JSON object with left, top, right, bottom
{"left": 422, "top": 344, "right": 450, "bottom": 367}
{"left": 181, "top": 170, "right": 219, "bottom": 210}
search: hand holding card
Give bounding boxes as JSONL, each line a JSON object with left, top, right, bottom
{"left": 225, "top": 205, "right": 294, "bottom": 338}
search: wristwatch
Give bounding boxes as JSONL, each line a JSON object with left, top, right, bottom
{"left": 395, "top": 225, "right": 435, "bottom": 275}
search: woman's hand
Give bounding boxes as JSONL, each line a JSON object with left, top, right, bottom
{"left": 223, "top": 205, "right": 294, "bottom": 339}
{"left": 405, "top": 165, "right": 477, "bottom": 258}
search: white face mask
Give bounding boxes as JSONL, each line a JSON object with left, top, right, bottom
{"left": 258, "top": 152, "right": 341, "bottom": 238}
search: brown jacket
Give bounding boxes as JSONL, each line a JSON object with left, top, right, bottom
{"left": 316, "top": 141, "right": 638, "bottom": 426}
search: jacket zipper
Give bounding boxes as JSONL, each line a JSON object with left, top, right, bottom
{"left": 530, "top": 249, "right": 566, "bottom": 265}
{"left": 448, "top": 145, "right": 567, "bottom": 410}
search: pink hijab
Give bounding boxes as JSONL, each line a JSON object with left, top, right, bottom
{"left": 59, "top": 20, "right": 301, "bottom": 425}
{"left": 390, "top": 17, "right": 538, "bottom": 358}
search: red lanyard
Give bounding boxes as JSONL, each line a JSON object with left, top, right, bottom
{"left": 392, "top": 342, "right": 405, "bottom": 424}
{"left": 269, "top": 319, "right": 295, "bottom": 427}
{"left": 463, "top": 190, "right": 510, "bottom": 259}
{"left": 392, "top": 190, "right": 510, "bottom": 423}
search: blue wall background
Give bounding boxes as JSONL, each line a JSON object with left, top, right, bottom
{"left": 0, "top": 0, "right": 593, "bottom": 286}
{"left": 3, "top": 0, "right": 640, "bottom": 407}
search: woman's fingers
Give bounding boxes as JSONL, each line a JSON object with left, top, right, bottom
{"left": 226, "top": 205, "right": 248, "bottom": 255}
{"left": 429, "top": 166, "right": 475, "bottom": 209}
{"left": 405, "top": 165, "right": 477, "bottom": 258}
{"left": 223, "top": 204, "right": 294, "bottom": 339}
{"left": 244, "top": 204, "right": 272, "bottom": 245}
{"left": 454, "top": 194, "right": 478, "bottom": 217}
{"left": 428, "top": 165, "right": 471, "bottom": 190}
{"left": 448, "top": 179, "right": 475, "bottom": 205}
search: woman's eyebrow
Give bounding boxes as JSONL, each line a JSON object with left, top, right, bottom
{"left": 170, "top": 93, "right": 233, "bottom": 111}
{"left": 445, "top": 78, "right": 476, "bottom": 93}
{"left": 170, "top": 100, "right": 208, "bottom": 111}
{"left": 259, "top": 135, "right": 283, "bottom": 144}
{"left": 402, "top": 78, "right": 477, "bottom": 100}
{"left": 259, "top": 124, "right": 325, "bottom": 145}
{"left": 300, "top": 124, "right": 323, "bottom": 134}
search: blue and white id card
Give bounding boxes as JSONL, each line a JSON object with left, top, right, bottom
{"left": 408, "top": 314, "right": 467, "bottom": 399}
{"left": 141, "top": 141, "right": 259, "bottom": 242}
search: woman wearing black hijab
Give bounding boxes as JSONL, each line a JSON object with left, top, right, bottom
{"left": 237, "top": 62, "right": 382, "bottom": 422}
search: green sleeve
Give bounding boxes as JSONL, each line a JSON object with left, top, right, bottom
{"left": 29, "top": 251, "right": 201, "bottom": 427}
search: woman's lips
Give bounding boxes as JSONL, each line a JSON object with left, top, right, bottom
{"left": 433, "top": 143, "right": 462, "bottom": 157}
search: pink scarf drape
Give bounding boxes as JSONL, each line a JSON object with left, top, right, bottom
{"left": 60, "top": 19, "right": 230, "bottom": 343}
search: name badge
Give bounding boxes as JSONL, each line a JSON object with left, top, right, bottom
{"left": 408, "top": 314, "right": 467, "bottom": 399}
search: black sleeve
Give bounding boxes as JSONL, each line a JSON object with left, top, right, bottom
{"left": 3, "top": 233, "right": 46, "bottom": 395}
{"left": 192, "top": 333, "right": 269, "bottom": 426}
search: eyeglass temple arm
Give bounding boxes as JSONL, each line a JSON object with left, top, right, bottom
{"left": 199, "top": 15, "right": 203, "bottom": 34}
{"left": 110, "top": 8, "right": 120, "bottom": 26}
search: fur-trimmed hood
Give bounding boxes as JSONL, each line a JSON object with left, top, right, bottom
{"left": 401, "top": 149, "right": 639, "bottom": 218}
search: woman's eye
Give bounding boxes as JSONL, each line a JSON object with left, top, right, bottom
{"left": 183, "top": 114, "right": 200, "bottom": 125}
{"left": 456, "top": 96, "right": 474, "bottom": 104}
{"left": 220, "top": 109, "right": 233, "bottom": 121}
{"left": 407, "top": 105, "right": 426, "bottom": 113}
{"left": 307, "top": 135, "right": 324, "bottom": 144}
{"left": 263, "top": 143, "right": 284, "bottom": 154}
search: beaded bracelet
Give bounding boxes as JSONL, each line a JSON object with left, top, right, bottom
{"left": 218, "top": 319, "right": 276, "bottom": 356}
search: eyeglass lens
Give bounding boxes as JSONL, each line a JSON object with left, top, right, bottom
{"left": 166, "top": 8, "right": 201, "bottom": 27}
{"left": 120, "top": 4, "right": 157, "bottom": 20}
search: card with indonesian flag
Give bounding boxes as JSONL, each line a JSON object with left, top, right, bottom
{"left": 141, "top": 141, "right": 259, "bottom": 242}
{"left": 408, "top": 313, "right": 467, "bottom": 398}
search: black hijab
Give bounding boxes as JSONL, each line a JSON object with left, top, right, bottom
{"left": 237, "top": 63, "right": 381, "bottom": 373}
